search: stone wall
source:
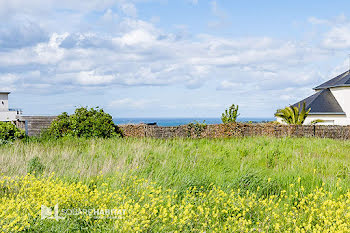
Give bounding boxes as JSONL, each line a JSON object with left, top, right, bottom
{"left": 12, "top": 118, "right": 350, "bottom": 139}
{"left": 119, "top": 123, "right": 350, "bottom": 140}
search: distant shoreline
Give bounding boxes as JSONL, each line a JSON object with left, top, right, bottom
{"left": 113, "top": 117, "right": 275, "bottom": 127}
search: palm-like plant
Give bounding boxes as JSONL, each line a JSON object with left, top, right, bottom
{"left": 221, "top": 104, "right": 239, "bottom": 123}
{"left": 274, "top": 102, "right": 311, "bottom": 125}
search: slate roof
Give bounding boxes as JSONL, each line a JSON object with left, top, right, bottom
{"left": 292, "top": 88, "right": 345, "bottom": 115}
{"left": 314, "top": 70, "right": 350, "bottom": 90}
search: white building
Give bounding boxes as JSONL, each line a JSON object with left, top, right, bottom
{"left": 280, "top": 70, "right": 350, "bottom": 125}
{"left": 0, "top": 92, "right": 22, "bottom": 121}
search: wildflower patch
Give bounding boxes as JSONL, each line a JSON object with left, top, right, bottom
{"left": 1, "top": 174, "right": 350, "bottom": 232}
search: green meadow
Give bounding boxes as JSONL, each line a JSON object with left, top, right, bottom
{"left": 1, "top": 136, "right": 349, "bottom": 196}
{"left": 2, "top": 136, "right": 350, "bottom": 232}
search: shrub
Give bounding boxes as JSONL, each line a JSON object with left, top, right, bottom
{"left": 221, "top": 104, "right": 239, "bottom": 123}
{"left": 27, "top": 157, "right": 45, "bottom": 175}
{"left": 187, "top": 120, "right": 207, "bottom": 138}
{"left": 43, "top": 107, "right": 121, "bottom": 138}
{"left": 0, "top": 121, "right": 25, "bottom": 141}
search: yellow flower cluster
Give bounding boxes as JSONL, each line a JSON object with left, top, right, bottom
{"left": 1, "top": 174, "right": 350, "bottom": 232}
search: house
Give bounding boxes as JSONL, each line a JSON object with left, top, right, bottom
{"left": 0, "top": 92, "right": 22, "bottom": 121}
{"left": 282, "top": 70, "right": 350, "bottom": 125}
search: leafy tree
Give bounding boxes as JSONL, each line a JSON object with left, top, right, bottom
{"left": 44, "top": 107, "right": 121, "bottom": 138}
{"left": 274, "top": 102, "right": 310, "bottom": 125}
{"left": 0, "top": 121, "right": 26, "bottom": 141}
{"left": 221, "top": 104, "right": 239, "bottom": 123}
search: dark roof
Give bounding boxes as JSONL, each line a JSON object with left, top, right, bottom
{"left": 292, "top": 88, "right": 345, "bottom": 115}
{"left": 314, "top": 70, "right": 350, "bottom": 90}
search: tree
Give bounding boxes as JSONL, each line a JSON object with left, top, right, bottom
{"left": 44, "top": 107, "right": 121, "bottom": 138}
{"left": 221, "top": 104, "right": 239, "bottom": 123}
{"left": 274, "top": 102, "right": 310, "bottom": 125}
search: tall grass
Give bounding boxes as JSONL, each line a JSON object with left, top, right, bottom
{"left": 1, "top": 136, "right": 350, "bottom": 196}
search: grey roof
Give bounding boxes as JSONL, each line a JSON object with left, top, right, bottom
{"left": 314, "top": 70, "right": 350, "bottom": 90}
{"left": 292, "top": 88, "right": 345, "bottom": 115}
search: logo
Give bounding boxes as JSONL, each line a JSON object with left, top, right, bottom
{"left": 41, "top": 204, "right": 65, "bottom": 220}
{"left": 41, "top": 204, "right": 125, "bottom": 220}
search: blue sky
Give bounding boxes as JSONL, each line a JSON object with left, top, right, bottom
{"left": 1, "top": 0, "right": 350, "bottom": 118}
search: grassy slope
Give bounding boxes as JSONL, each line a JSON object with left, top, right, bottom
{"left": 1, "top": 136, "right": 350, "bottom": 196}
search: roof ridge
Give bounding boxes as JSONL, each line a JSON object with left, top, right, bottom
{"left": 314, "top": 70, "right": 350, "bottom": 90}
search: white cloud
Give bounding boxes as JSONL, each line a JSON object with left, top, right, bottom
{"left": 308, "top": 14, "right": 347, "bottom": 26}
{"left": 308, "top": 14, "right": 350, "bottom": 50}
{"left": 76, "top": 71, "right": 115, "bottom": 85}
{"left": 0, "top": 0, "right": 117, "bottom": 17}
{"left": 119, "top": 2, "right": 137, "bottom": 17}
{"left": 0, "top": 73, "right": 19, "bottom": 83}
{"left": 0, "top": 18, "right": 48, "bottom": 49}
{"left": 0, "top": 1, "right": 348, "bottom": 116}
{"left": 102, "top": 9, "right": 119, "bottom": 22}
{"left": 115, "top": 29, "right": 157, "bottom": 46}
{"left": 322, "top": 25, "right": 350, "bottom": 49}
{"left": 109, "top": 98, "right": 158, "bottom": 109}
{"left": 308, "top": 17, "right": 330, "bottom": 25}
{"left": 217, "top": 80, "right": 244, "bottom": 90}
{"left": 0, "top": 17, "right": 329, "bottom": 95}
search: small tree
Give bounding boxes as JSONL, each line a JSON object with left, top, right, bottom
{"left": 221, "top": 104, "right": 239, "bottom": 123}
{"left": 44, "top": 107, "right": 121, "bottom": 138}
{"left": 274, "top": 102, "right": 310, "bottom": 125}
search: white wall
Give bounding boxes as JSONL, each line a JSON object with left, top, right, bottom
{"left": 0, "top": 93, "right": 9, "bottom": 111}
{"left": 330, "top": 87, "right": 350, "bottom": 118}
{"left": 0, "top": 93, "right": 21, "bottom": 121}
{"left": 0, "top": 111, "right": 19, "bottom": 121}
{"left": 277, "top": 114, "right": 350, "bottom": 125}
{"left": 303, "top": 114, "right": 350, "bottom": 125}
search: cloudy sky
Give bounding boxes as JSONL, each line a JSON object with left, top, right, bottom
{"left": 1, "top": 0, "right": 350, "bottom": 118}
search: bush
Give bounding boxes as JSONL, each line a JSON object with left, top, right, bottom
{"left": 0, "top": 121, "right": 26, "bottom": 141}
{"left": 43, "top": 107, "right": 121, "bottom": 138}
{"left": 27, "top": 157, "right": 45, "bottom": 175}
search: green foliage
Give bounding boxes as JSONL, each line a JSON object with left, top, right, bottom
{"left": 1, "top": 136, "right": 350, "bottom": 199}
{"left": 187, "top": 120, "right": 207, "bottom": 137}
{"left": 0, "top": 121, "right": 25, "bottom": 141}
{"left": 310, "top": 119, "right": 325, "bottom": 125}
{"left": 0, "top": 136, "right": 348, "bottom": 200}
{"left": 234, "top": 170, "right": 281, "bottom": 196}
{"left": 274, "top": 102, "right": 311, "bottom": 125}
{"left": 221, "top": 104, "right": 239, "bottom": 123}
{"left": 27, "top": 156, "right": 45, "bottom": 175}
{"left": 3, "top": 135, "right": 350, "bottom": 232}
{"left": 43, "top": 107, "right": 121, "bottom": 138}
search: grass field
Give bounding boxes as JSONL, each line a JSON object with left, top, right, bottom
{"left": 1, "top": 136, "right": 350, "bottom": 232}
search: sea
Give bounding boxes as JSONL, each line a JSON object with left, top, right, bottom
{"left": 113, "top": 117, "right": 275, "bottom": 127}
